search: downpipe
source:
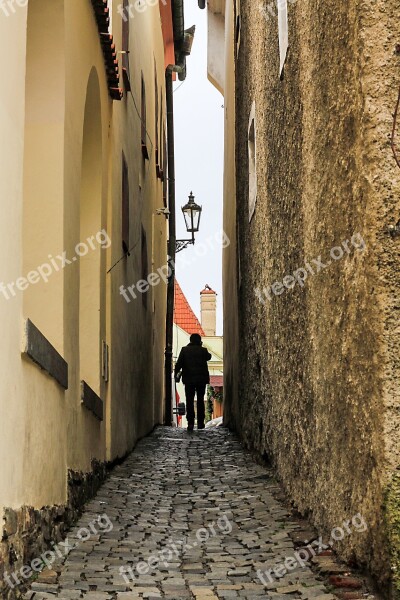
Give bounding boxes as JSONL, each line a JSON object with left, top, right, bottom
{"left": 164, "top": 64, "right": 184, "bottom": 426}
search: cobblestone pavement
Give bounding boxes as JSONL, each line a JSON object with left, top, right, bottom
{"left": 23, "top": 427, "right": 375, "bottom": 600}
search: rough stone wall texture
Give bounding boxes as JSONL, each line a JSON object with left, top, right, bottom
{"left": 0, "top": 462, "right": 108, "bottom": 600}
{"left": 232, "top": 0, "right": 400, "bottom": 594}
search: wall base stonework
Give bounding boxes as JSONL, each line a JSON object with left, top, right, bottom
{"left": 0, "top": 460, "right": 108, "bottom": 599}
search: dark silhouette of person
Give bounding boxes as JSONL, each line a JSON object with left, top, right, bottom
{"left": 175, "top": 333, "right": 212, "bottom": 431}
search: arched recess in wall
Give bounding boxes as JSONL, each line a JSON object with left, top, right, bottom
{"left": 79, "top": 68, "right": 102, "bottom": 395}
{"left": 22, "top": 0, "right": 65, "bottom": 352}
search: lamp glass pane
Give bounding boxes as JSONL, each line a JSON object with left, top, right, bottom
{"left": 182, "top": 207, "right": 192, "bottom": 231}
{"left": 181, "top": 195, "right": 202, "bottom": 233}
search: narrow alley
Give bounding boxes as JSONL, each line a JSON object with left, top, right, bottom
{"left": 22, "top": 428, "right": 376, "bottom": 600}
{"left": 1, "top": 0, "right": 400, "bottom": 598}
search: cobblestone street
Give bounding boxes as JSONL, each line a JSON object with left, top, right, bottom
{"left": 23, "top": 427, "right": 375, "bottom": 600}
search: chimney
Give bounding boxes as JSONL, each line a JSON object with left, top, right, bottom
{"left": 200, "top": 285, "right": 217, "bottom": 336}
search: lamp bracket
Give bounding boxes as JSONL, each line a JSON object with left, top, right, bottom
{"left": 176, "top": 239, "right": 194, "bottom": 253}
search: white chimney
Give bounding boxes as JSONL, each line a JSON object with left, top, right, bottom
{"left": 200, "top": 285, "right": 217, "bottom": 336}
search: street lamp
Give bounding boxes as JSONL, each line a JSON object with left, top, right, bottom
{"left": 176, "top": 192, "right": 202, "bottom": 252}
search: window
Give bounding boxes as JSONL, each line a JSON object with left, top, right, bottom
{"left": 141, "top": 226, "right": 148, "bottom": 308}
{"left": 109, "top": 0, "right": 113, "bottom": 32}
{"left": 158, "top": 95, "right": 163, "bottom": 179}
{"left": 122, "top": 0, "right": 131, "bottom": 91}
{"left": 235, "top": 0, "right": 241, "bottom": 56}
{"left": 122, "top": 152, "right": 129, "bottom": 253}
{"left": 248, "top": 101, "right": 257, "bottom": 222}
{"left": 278, "top": 0, "right": 288, "bottom": 76}
{"left": 155, "top": 66, "right": 160, "bottom": 177}
{"left": 162, "top": 123, "right": 168, "bottom": 207}
{"left": 141, "top": 74, "right": 149, "bottom": 159}
{"left": 237, "top": 221, "right": 242, "bottom": 290}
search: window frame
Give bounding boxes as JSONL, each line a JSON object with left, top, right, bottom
{"left": 248, "top": 101, "right": 257, "bottom": 223}
{"left": 121, "top": 0, "right": 131, "bottom": 91}
{"left": 122, "top": 151, "right": 130, "bottom": 254}
{"left": 141, "top": 74, "right": 149, "bottom": 159}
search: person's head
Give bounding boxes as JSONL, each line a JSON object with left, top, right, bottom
{"left": 190, "top": 333, "right": 202, "bottom": 345}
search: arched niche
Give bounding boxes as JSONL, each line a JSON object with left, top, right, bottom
{"left": 79, "top": 67, "right": 103, "bottom": 394}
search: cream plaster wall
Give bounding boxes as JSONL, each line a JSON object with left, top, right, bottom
{"left": 0, "top": 1, "right": 69, "bottom": 526}
{"left": 215, "top": 0, "right": 239, "bottom": 430}
{"left": 0, "top": 0, "right": 167, "bottom": 526}
{"left": 106, "top": 0, "right": 167, "bottom": 459}
{"left": 207, "top": 10, "right": 225, "bottom": 95}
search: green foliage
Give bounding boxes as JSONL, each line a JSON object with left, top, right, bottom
{"left": 206, "top": 385, "right": 213, "bottom": 423}
{"left": 205, "top": 385, "right": 223, "bottom": 422}
{"left": 209, "top": 385, "right": 223, "bottom": 404}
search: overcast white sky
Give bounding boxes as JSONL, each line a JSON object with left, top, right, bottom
{"left": 174, "top": 0, "right": 224, "bottom": 335}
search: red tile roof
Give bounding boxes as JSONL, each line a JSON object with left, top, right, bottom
{"left": 200, "top": 284, "right": 217, "bottom": 295}
{"left": 174, "top": 281, "right": 205, "bottom": 336}
{"left": 210, "top": 375, "right": 223, "bottom": 387}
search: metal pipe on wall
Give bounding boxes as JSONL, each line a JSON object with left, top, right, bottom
{"left": 164, "top": 65, "right": 180, "bottom": 426}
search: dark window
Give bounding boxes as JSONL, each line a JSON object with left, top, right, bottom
{"left": 155, "top": 66, "right": 160, "bottom": 177}
{"left": 159, "top": 95, "right": 163, "bottom": 170}
{"left": 235, "top": 0, "right": 241, "bottom": 53}
{"left": 122, "top": 152, "right": 129, "bottom": 254}
{"left": 235, "top": 15, "right": 241, "bottom": 47}
{"left": 162, "top": 123, "right": 168, "bottom": 207}
{"left": 141, "top": 226, "right": 148, "bottom": 308}
{"left": 141, "top": 74, "right": 149, "bottom": 159}
{"left": 122, "top": 0, "right": 131, "bottom": 91}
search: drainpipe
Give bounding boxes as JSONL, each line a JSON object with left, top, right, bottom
{"left": 164, "top": 63, "right": 184, "bottom": 426}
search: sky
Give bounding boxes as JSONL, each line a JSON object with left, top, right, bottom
{"left": 173, "top": 0, "right": 224, "bottom": 335}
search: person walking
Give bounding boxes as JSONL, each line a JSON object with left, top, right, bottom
{"left": 175, "top": 333, "right": 212, "bottom": 431}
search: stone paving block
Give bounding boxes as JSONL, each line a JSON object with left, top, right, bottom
{"left": 20, "top": 427, "right": 378, "bottom": 600}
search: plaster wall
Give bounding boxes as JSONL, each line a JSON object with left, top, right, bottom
{"left": 207, "top": 10, "right": 226, "bottom": 95}
{"left": 106, "top": 1, "right": 167, "bottom": 459}
{"left": 0, "top": 0, "right": 167, "bottom": 532}
{"left": 219, "top": 0, "right": 239, "bottom": 431}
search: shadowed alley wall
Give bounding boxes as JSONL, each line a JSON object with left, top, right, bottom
{"left": 223, "top": 0, "right": 400, "bottom": 593}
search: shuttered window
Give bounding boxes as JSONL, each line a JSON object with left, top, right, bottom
{"left": 122, "top": 152, "right": 129, "bottom": 253}
{"left": 155, "top": 68, "right": 160, "bottom": 177}
{"left": 162, "top": 123, "right": 167, "bottom": 207}
{"left": 122, "top": 0, "right": 131, "bottom": 91}
{"left": 141, "top": 74, "right": 149, "bottom": 159}
{"left": 141, "top": 226, "right": 148, "bottom": 308}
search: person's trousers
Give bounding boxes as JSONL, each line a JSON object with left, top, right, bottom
{"left": 185, "top": 384, "right": 206, "bottom": 427}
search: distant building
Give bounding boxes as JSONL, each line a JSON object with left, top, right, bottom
{"left": 173, "top": 282, "right": 223, "bottom": 424}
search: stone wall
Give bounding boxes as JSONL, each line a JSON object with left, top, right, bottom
{"left": 229, "top": 0, "right": 400, "bottom": 594}
{"left": 0, "top": 461, "right": 108, "bottom": 599}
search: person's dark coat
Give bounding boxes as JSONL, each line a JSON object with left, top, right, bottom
{"left": 175, "top": 342, "right": 212, "bottom": 385}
